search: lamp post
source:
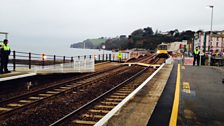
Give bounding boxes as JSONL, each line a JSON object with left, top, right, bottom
{"left": 208, "top": 5, "right": 214, "bottom": 52}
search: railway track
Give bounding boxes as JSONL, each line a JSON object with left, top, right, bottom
{"left": 138, "top": 54, "right": 158, "bottom": 63}
{"left": 127, "top": 53, "right": 166, "bottom": 64}
{"left": 127, "top": 54, "right": 152, "bottom": 63}
{"left": 1, "top": 66, "right": 145, "bottom": 126}
{"left": 49, "top": 66, "right": 156, "bottom": 126}
{"left": 48, "top": 56, "right": 166, "bottom": 126}
{"left": 0, "top": 65, "right": 127, "bottom": 118}
{"left": 0, "top": 56, "right": 167, "bottom": 125}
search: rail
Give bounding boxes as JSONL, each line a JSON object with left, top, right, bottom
{"left": 49, "top": 66, "right": 149, "bottom": 126}
{"left": 96, "top": 63, "right": 165, "bottom": 126}
{"left": 0, "top": 65, "right": 124, "bottom": 117}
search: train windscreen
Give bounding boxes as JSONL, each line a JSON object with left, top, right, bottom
{"left": 158, "top": 45, "right": 167, "bottom": 50}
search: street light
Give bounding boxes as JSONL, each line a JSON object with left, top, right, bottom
{"left": 208, "top": 5, "right": 214, "bottom": 52}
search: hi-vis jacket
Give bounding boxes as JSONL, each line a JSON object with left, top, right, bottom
{"left": 0, "top": 43, "right": 11, "bottom": 56}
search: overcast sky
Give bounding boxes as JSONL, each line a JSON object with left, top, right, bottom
{"left": 0, "top": 0, "right": 223, "bottom": 52}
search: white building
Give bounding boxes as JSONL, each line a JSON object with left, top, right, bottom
{"left": 195, "top": 31, "right": 224, "bottom": 53}
{"left": 167, "top": 41, "right": 187, "bottom": 52}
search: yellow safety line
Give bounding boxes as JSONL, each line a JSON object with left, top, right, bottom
{"left": 169, "top": 64, "right": 180, "bottom": 126}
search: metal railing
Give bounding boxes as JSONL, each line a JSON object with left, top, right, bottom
{"left": 8, "top": 51, "right": 124, "bottom": 71}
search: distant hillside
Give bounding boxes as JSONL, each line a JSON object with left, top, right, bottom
{"left": 70, "top": 38, "right": 107, "bottom": 49}
{"left": 70, "top": 27, "right": 195, "bottom": 50}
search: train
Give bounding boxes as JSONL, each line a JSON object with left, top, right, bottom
{"left": 156, "top": 44, "right": 169, "bottom": 58}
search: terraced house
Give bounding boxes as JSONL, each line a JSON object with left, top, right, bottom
{"left": 195, "top": 31, "right": 224, "bottom": 53}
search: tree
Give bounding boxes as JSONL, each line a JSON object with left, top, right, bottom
{"left": 131, "top": 29, "right": 144, "bottom": 39}
{"left": 143, "top": 27, "right": 154, "bottom": 36}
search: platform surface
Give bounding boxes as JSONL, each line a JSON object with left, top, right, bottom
{"left": 105, "top": 64, "right": 173, "bottom": 126}
{"left": 179, "top": 65, "right": 224, "bottom": 126}
{"left": 0, "top": 72, "right": 36, "bottom": 82}
{"left": 147, "top": 63, "right": 177, "bottom": 126}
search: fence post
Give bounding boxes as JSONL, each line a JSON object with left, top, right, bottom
{"left": 63, "top": 56, "right": 65, "bottom": 63}
{"left": 13, "top": 51, "right": 16, "bottom": 71}
{"left": 71, "top": 56, "right": 73, "bottom": 62}
{"left": 42, "top": 54, "right": 45, "bottom": 68}
{"left": 94, "top": 55, "right": 96, "bottom": 62}
{"left": 109, "top": 54, "right": 111, "bottom": 61}
{"left": 54, "top": 55, "right": 56, "bottom": 65}
{"left": 29, "top": 52, "right": 31, "bottom": 69}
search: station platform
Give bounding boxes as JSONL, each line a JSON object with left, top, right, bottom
{"left": 0, "top": 72, "right": 36, "bottom": 82}
{"left": 105, "top": 62, "right": 224, "bottom": 126}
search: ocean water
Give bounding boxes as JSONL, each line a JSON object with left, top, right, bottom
{"left": 9, "top": 43, "right": 129, "bottom": 60}
{"left": 12, "top": 44, "right": 112, "bottom": 57}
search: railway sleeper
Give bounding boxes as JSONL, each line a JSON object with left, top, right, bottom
{"left": 109, "top": 95, "right": 126, "bottom": 98}
{"left": 81, "top": 114, "right": 104, "bottom": 119}
{"left": 18, "top": 100, "right": 33, "bottom": 103}
{"left": 54, "top": 88, "right": 67, "bottom": 92}
{"left": 117, "top": 90, "right": 131, "bottom": 93}
{"left": 7, "top": 103, "right": 24, "bottom": 107}
{"left": 120, "top": 87, "right": 133, "bottom": 89}
{"left": 0, "top": 107, "right": 12, "bottom": 111}
{"left": 65, "top": 84, "right": 73, "bottom": 87}
{"left": 60, "top": 86, "right": 71, "bottom": 89}
{"left": 101, "top": 101, "right": 119, "bottom": 105}
{"left": 29, "top": 96, "right": 44, "bottom": 100}
{"left": 46, "top": 91, "right": 60, "bottom": 94}
{"left": 95, "top": 105, "right": 115, "bottom": 109}
{"left": 72, "top": 120, "right": 97, "bottom": 125}
{"left": 38, "top": 93, "right": 53, "bottom": 97}
{"left": 112, "top": 93, "right": 128, "bottom": 96}
{"left": 118, "top": 88, "right": 132, "bottom": 91}
{"left": 89, "top": 109, "right": 110, "bottom": 114}
{"left": 105, "top": 98, "right": 123, "bottom": 101}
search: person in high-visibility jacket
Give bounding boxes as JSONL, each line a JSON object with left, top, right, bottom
{"left": 193, "top": 47, "right": 200, "bottom": 66}
{"left": 118, "top": 51, "right": 122, "bottom": 63}
{"left": 0, "top": 39, "right": 11, "bottom": 73}
{"left": 214, "top": 50, "right": 219, "bottom": 58}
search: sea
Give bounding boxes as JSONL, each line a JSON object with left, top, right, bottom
{"left": 10, "top": 44, "right": 128, "bottom": 59}
{"left": 11, "top": 45, "right": 112, "bottom": 57}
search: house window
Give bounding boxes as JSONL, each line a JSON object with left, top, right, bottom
{"left": 216, "top": 42, "right": 219, "bottom": 47}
